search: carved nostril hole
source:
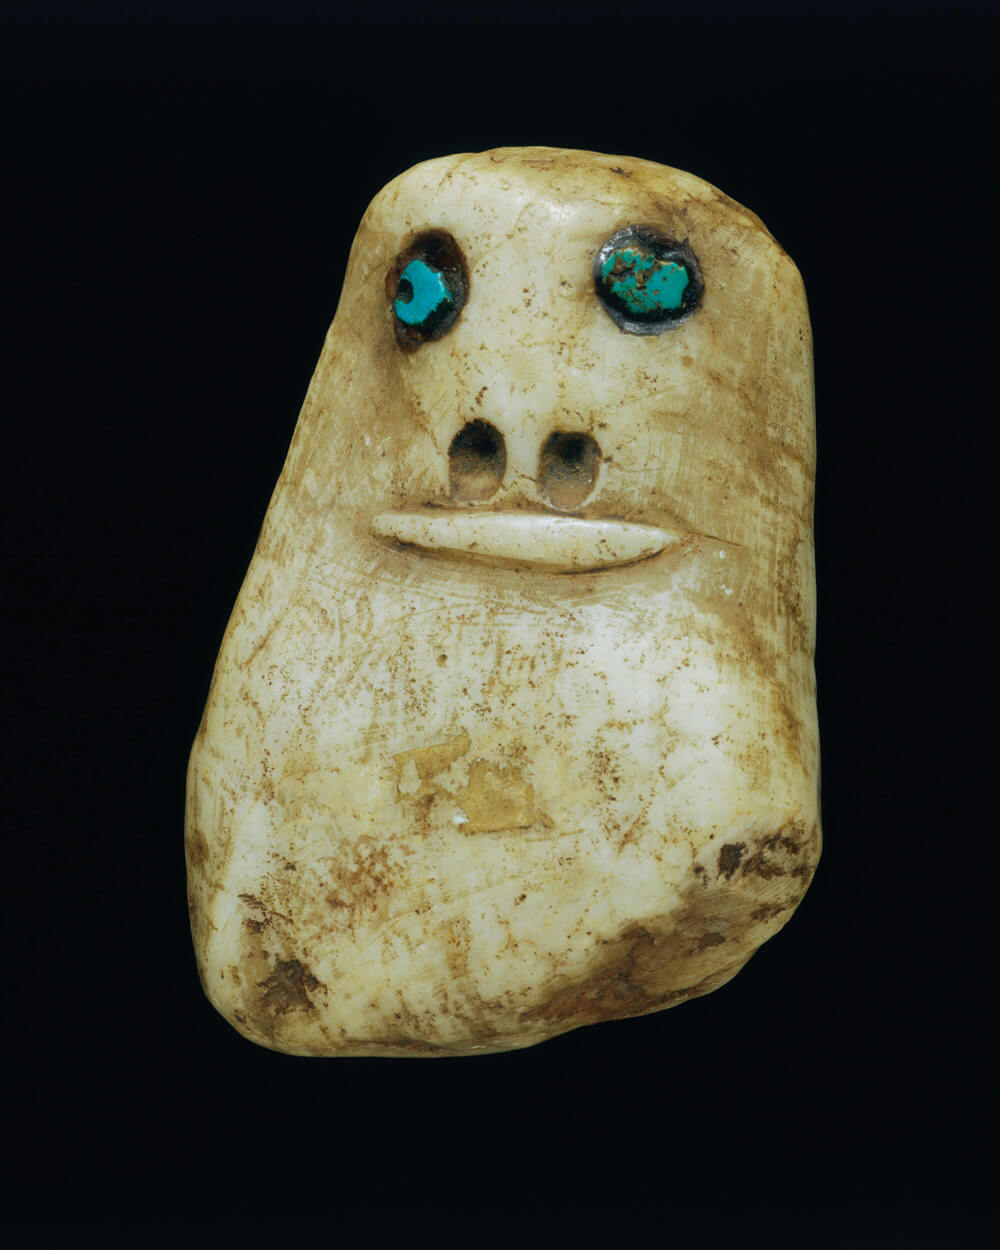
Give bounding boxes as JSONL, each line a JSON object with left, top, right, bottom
{"left": 538, "top": 431, "right": 602, "bottom": 510}
{"left": 448, "top": 420, "right": 507, "bottom": 503}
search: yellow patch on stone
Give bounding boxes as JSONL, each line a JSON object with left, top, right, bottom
{"left": 394, "top": 732, "right": 471, "bottom": 798}
{"left": 451, "top": 760, "right": 535, "bottom": 832}
{"left": 394, "top": 733, "right": 535, "bottom": 831}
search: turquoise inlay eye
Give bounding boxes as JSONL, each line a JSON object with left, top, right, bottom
{"left": 394, "top": 259, "right": 452, "bottom": 326}
{"left": 595, "top": 227, "right": 703, "bottom": 335}
{"left": 600, "top": 247, "right": 689, "bottom": 314}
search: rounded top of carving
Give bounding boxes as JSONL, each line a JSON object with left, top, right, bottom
{"left": 368, "top": 146, "right": 791, "bottom": 270}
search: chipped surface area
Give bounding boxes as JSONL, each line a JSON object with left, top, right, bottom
{"left": 185, "top": 146, "right": 820, "bottom": 1057}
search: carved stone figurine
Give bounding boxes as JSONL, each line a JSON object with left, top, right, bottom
{"left": 186, "top": 147, "right": 820, "bottom": 1056}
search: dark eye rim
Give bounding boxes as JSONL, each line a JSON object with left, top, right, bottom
{"left": 386, "top": 229, "right": 469, "bottom": 348}
{"left": 594, "top": 225, "right": 704, "bottom": 335}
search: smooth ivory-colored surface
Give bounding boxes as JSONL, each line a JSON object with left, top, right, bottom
{"left": 186, "top": 147, "right": 820, "bottom": 1056}
{"left": 370, "top": 511, "right": 678, "bottom": 571}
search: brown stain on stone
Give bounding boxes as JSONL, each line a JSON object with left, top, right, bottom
{"left": 223, "top": 888, "right": 333, "bottom": 1050}
{"left": 186, "top": 823, "right": 209, "bottom": 871}
{"left": 751, "top": 903, "right": 792, "bottom": 922}
{"left": 522, "top": 885, "right": 747, "bottom": 1030}
{"left": 325, "top": 836, "right": 396, "bottom": 924}
{"left": 238, "top": 893, "right": 271, "bottom": 934}
{"left": 715, "top": 821, "right": 818, "bottom": 888}
{"left": 518, "top": 817, "right": 820, "bottom": 1037}
{"left": 441, "top": 914, "right": 473, "bottom": 986}
{"left": 521, "top": 921, "right": 738, "bottom": 1029}
{"left": 228, "top": 936, "right": 326, "bottom": 1054}
{"left": 718, "top": 842, "right": 745, "bottom": 879}
{"left": 740, "top": 851, "right": 787, "bottom": 880}
{"left": 736, "top": 821, "right": 818, "bottom": 885}
{"left": 761, "top": 830, "right": 807, "bottom": 856}
{"left": 363, "top": 1036, "right": 457, "bottom": 1056}
{"left": 239, "top": 891, "right": 293, "bottom": 932}
{"left": 258, "top": 958, "right": 321, "bottom": 1016}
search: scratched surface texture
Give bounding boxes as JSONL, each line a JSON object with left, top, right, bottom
{"left": 185, "top": 147, "right": 820, "bottom": 1056}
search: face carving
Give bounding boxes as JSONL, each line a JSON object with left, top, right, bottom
{"left": 186, "top": 147, "right": 820, "bottom": 1057}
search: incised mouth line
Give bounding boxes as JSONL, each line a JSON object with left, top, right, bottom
{"left": 371, "top": 508, "right": 684, "bottom": 573}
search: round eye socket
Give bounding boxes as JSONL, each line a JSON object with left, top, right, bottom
{"left": 594, "top": 226, "right": 703, "bottom": 334}
{"left": 387, "top": 230, "right": 468, "bottom": 347}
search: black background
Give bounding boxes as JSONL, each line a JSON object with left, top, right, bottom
{"left": 6, "top": 3, "right": 995, "bottom": 1246}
